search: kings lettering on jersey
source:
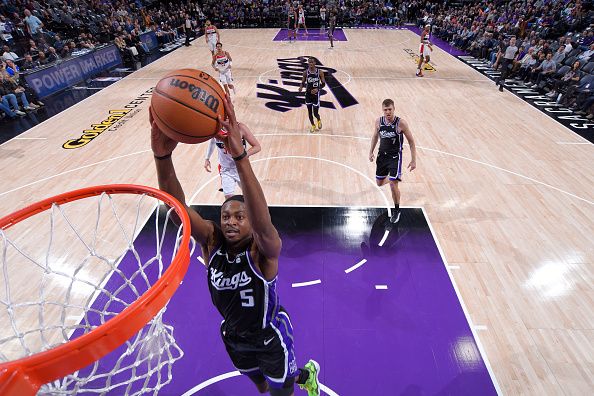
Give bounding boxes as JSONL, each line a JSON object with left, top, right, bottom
{"left": 210, "top": 267, "right": 252, "bottom": 291}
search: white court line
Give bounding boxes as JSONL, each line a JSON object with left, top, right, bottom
{"left": 292, "top": 279, "right": 322, "bottom": 288}
{"left": 256, "top": 132, "right": 370, "bottom": 140}
{"left": 378, "top": 229, "right": 390, "bottom": 246}
{"left": 556, "top": 142, "right": 591, "bottom": 145}
{"left": 422, "top": 207, "right": 502, "bottom": 395}
{"left": 451, "top": 51, "right": 593, "bottom": 144}
{"left": 189, "top": 155, "right": 392, "bottom": 216}
{"left": 474, "top": 325, "right": 489, "bottom": 331}
{"left": 448, "top": 265, "right": 461, "bottom": 270}
{"left": 254, "top": 133, "right": 593, "bottom": 205}
{"left": 344, "top": 259, "right": 367, "bottom": 274}
{"left": 375, "top": 285, "right": 388, "bottom": 290}
{"left": 4, "top": 132, "right": 590, "bottom": 209}
{"left": 128, "top": 74, "right": 487, "bottom": 83}
{"left": 418, "top": 146, "right": 593, "bottom": 205}
{"left": 258, "top": 67, "right": 351, "bottom": 86}
{"left": 13, "top": 137, "right": 47, "bottom": 140}
{"left": 0, "top": 149, "right": 151, "bottom": 198}
{"left": 226, "top": 32, "right": 408, "bottom": 52}
{"left": 181, "top": 370, "right": 340, "bottom": 396}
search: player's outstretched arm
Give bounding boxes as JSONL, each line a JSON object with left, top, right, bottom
{"left": 217, "top": 98, "right": 281, "bottom": 260}
{"left": 150, "top": 107, "right": 218, "bottom": 250}
{"left": 239, "top": 123, "right": 261, "bottom": 157}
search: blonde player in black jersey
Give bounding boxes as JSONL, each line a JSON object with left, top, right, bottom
{"left": 369, "top": 99, "right": 417, "bottom": 223}
{"left": 150, "top": 97, "right": 321, "bottom": 396}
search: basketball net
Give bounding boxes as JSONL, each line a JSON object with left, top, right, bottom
{"left": 0, "top": 186, "right": 193, "bottom": 395}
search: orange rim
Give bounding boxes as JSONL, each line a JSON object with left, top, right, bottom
{"left": 0, "top": 185, "right": 192, "bottom": 395}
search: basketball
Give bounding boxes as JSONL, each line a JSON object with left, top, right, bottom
{"left": 151, "top": 69, "right": 226, "bottom": 144}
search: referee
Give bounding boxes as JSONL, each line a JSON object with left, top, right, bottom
{"left": 496, "top": 36, "right": 518, "bottom": 92}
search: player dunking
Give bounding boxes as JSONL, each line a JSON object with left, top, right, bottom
{"left": 416, "top": 24, "right": 433, "bottom": 77}
{"left": 327, "top": 8, "right": 336, "bottom": 48}
{"left": 204, "top": 20, "right": 220, "bottom": 55}
{"left": 150, "top": 97, "right": 321, "bottom": 396}
{"left": 212, "top": 42, "right": 235, "bottom": 97}
{"left": 205, "top": 123, "right": 261, "bottom": 199}
{"left": 297, "top": 5, "right": 308, "bottom": 35}
{"left": 319, "top": 5, "right": 327, "bottom": 35}
{"left": 299, "top": 57, "right": 325, "bottom": 133}
{"left": 369, "top": 99, "right": 417, "bottom": 223}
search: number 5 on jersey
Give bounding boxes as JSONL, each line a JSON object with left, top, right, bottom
{"left": 240, "top": 289, "right": 254, "bottom": 307}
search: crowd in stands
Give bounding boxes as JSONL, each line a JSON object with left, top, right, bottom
{"left": 429, "top": 0, "right": 594, "bottom": 117}
{"left": 1, "top": 0, "right": 593, "bottom": 122}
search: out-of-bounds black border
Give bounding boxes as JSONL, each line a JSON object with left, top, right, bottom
{"left": 457, "top": 55, "right": 594, "bottom": 142}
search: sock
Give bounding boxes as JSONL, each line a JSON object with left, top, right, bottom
{"left": 394, "top": 203, "right": 400, "bottom": 212}
{"left": 296, "top": 368, "right": 309, "bottom": 385}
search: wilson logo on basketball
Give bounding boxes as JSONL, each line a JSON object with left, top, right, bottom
{"left": 168, "top": 78, "right": 220, "bottom": 113}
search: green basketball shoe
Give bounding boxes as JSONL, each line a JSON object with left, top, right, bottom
{"left": 298, "top": 359, "right": 320, "bottom": 396}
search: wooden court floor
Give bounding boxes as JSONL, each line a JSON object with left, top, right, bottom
{"left": 0, "top": 29, "right": 593, "bottom": 394}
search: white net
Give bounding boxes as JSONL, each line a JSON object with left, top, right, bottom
{"left": 0, "top": 191, "right": 191, "bottom": 395}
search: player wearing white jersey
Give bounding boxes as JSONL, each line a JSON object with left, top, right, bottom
{"left": 204, "top": 123, "right": 261, "bottom": 198}
{"left": 212, "top": 42, "right": 235, "bottom": 97}
{"left": 297, "top": 5, "right": 308, "bottom": 35}
{"left": 205, "top": 20, "right": 220, "bottom": 55}
{"left": 416, "top": 25, "right": 433, "bottom": 77}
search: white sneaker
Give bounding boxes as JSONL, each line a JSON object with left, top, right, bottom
{"left": 15, "top": 110, "right": 26, "bottom": 116}
{"left": 25, "top": 105, "right": 37, "bottom": 111}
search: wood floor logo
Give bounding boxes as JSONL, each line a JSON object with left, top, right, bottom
{"left": 256, "top": 56, "right": 358, "bottom": 112}
{"left": 403, "top": 48, "right": 436, "bottom": 72}
{"left": 457, "top": 55, "right": 594, "bottom": 137}
{"left": 62, "top": 88, "right": 153, "bottom": 149}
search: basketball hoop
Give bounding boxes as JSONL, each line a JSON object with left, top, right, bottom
{"left": 0, "top": 185, "right": 192, "bottom": 395}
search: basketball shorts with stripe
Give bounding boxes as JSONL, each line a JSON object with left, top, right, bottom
{"left": 305, "top": 92, "right": 320, "bottom": 106}
{"left": 220, "top": 308, "right": 298, "bottom": 388}
{"left": 376, "top": 151, "right": 403, "bottom": 181}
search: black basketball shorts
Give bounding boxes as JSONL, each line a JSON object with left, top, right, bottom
{"left": 220, "top": 309, "right": 297, "bottom": 389}
{"left": 376, "top": 151, "right": 403, "bottom": 181}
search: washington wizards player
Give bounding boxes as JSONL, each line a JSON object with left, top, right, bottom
{"left": 369, "top": 99, "right": 417, "bottom": 223}
{"left": 150, "top": 97, "right": 321, "bottom": 395}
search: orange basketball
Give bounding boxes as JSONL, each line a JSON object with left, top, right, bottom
{"left": 151, "top": 69, "right": 226, "bottom": 144}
